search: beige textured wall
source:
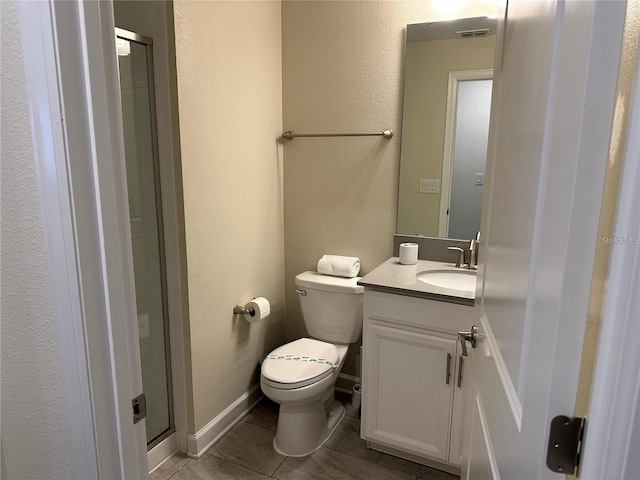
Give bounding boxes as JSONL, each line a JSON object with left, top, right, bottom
{"left": 281, "top": 1, "right": 496, "bottom": 374}
{"left": 397, "top": 36, "right": 495, "bottom": 236}
{"left": 173, "top": 1, "right": 285, "bottom": 432}
{"left": 0, "top": 1, "right": 72, "bottom": 477}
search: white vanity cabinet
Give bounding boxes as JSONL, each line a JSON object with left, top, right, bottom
{"left": 361, "top": 289, "right": 473, "bottom": 472}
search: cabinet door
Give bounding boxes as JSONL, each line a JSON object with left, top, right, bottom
{"left": 362, "top": 322, "right": 456, "bottom": 461}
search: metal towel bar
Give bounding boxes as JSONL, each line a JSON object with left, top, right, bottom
{"left": 282, "top": 129, "right": 393, "bottom": 140}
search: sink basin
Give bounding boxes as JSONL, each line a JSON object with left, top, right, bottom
{"left": 416, "top": 269, "right": 476, "bottom": 293}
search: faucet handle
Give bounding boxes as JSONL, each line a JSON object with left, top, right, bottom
{"left": 468, "top": 239, "right": 478, "bottom": 270}
{"left": 447, "top": 246, "right": 466, "bottom": 268}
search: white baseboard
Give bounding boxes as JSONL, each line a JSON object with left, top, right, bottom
{"left": 148, "top": 432, "right": 177, "bottom": 473}
{"left": 335, "top": 373, "right": 359, "bottom": 395}
{"left": 369, "top": 441, "right": 461, "bottom": 475}
{"left": 186, "top": 385, "right": 263, "bottom": 459}
{"left": 187, "top": 376, "right": 357, "bottom": 458}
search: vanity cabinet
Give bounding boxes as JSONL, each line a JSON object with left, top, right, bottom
{"left": 361, "top": 289, "right": 473, "bottom": 471}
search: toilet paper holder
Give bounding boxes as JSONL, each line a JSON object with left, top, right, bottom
{"left": 233, "top": 297, "right": 270, "bottom": 323}
{"left": 233, "top": 304, "right": 256, "bottom": 317}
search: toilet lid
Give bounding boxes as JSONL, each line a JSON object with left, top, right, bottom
{"left": 262, "top": 338, "right": 339, "bottom": 386}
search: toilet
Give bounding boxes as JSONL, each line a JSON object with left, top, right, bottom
{"left": 260, "top": 271, "right": 364, "bottom": 456}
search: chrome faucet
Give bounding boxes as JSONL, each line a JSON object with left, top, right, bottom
{"left": 448, "top": 232, "right": 480, "bottom": 269}
{"left": 447, "top": 246, "right": 466, "bottom": 268}
{"left": 468, "top": 232, "right": 480, "bottom": 270}
{"left": 468, "top": 239, "right": 477, "bottom": 270}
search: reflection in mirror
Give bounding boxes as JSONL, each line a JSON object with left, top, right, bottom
{"left": 397, "top": 17, "right": 497, "bottom": 240}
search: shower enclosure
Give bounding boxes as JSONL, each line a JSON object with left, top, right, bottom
{"left": 115, "top": 27, "right": 174, "bottom": 449}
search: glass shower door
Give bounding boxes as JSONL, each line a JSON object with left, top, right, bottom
{"left": 116, "top": 28, "right": 174, "bottom": 448}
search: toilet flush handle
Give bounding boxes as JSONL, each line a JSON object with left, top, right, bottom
{"left": 295, "top": 288, "right": 307, "bottom": 296}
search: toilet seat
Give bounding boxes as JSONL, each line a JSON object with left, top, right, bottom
{"left": 262, "top": 338, "right": 339, "bottom": 390}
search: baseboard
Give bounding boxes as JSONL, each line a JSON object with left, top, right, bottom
{"left": 368, "top": 441, "right": 461, "bottom": 476}
{"left": 186, "top": 384, "right": 263, "bottom": 459}
{"left": 335, "top": 373, "right": 359, "bottom": 395}
{"left": 148, "top": 432, "right": 177, "bottom": 473}
{"left": 186, "top": 376, "right": 357, "bottom": 458}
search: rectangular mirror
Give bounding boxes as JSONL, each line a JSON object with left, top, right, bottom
{"left": 397, "top": 17, "right": 497, "bottom": 240}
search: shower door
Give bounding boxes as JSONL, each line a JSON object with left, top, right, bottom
{"left": 115, "top": 27, "right": 174, "bottom": 449}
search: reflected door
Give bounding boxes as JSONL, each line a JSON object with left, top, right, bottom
{"left": 440, "top": 71, "right": 493, "bottom": 239}
{"left": 448, "top": 78, "right": 492, "bottom": 240}
{"left": 116, "top": 28, "right": 174, "bottom": 448}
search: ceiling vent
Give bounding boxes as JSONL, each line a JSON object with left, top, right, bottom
{"left": 456, "top": 28, "right": 491, "bottom": 38}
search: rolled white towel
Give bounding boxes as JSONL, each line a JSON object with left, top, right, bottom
{"left": 317, "top": 255, "right": 361, "bottom": 278}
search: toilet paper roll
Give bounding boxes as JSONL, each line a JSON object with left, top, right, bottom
{"left": 244, "top": 297, "right": 270, "bottom": 323}
{"left": 399, "top": 242, "right": 419, "bottom": 265}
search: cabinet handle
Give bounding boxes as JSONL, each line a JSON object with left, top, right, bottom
{"left": 457, "top": 355, "right": 464, "bottom": 388}
{"left": 446, "top": 353, "right": 452, "bottom": 385}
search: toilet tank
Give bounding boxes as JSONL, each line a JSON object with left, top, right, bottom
{"left": 295, "top": 271, "right": 364, "bottom": 344}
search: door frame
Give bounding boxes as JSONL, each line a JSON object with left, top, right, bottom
{"left": 17, "top": 0, "right": 147, "bottom": 477}
{"left": 17, "top": 0, "right": 639, "bottom": 477}
{"left": 579, "top": 20, "right": 640, "bottom": 478}
{"left": 438, "top": 68, "right": 493, "bottom": 238}
{"left": 115, "top": 26, "right": 177, "bottom": 451}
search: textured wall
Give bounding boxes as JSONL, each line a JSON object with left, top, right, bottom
{"left": 173, "top": 1, "right": 285, "bottom": 432}
{"left": 0, "top": 1, "right": 73, "bottom": 478}
{"left": 281, "top": 1, "right": 496, "bottom": 374}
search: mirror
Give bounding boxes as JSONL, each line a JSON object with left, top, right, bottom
{"left": 397, "top": 17, "right": 497, "bottom": 240}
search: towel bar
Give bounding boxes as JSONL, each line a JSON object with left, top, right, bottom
{"left": 282, "top": 130, "right": 393, "bottom": 140}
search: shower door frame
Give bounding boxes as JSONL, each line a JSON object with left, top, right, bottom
{"left": 116, "top": 26, "right": 175, "bottom": 451}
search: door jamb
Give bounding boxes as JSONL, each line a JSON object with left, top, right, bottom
{"left": 17, "top": 0, "right": 147, "bottom": 477}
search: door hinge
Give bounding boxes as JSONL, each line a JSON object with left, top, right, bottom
{"left": 546, "top": 415, "right": 586, "bottom": 476}
{"left": 132, "top": 393, "right": 146, "bottom": 424}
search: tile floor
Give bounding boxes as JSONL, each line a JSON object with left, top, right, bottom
{"left": 151, "top": 393, "right": 460, "bottom": 480}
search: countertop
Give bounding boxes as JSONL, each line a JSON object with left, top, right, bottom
{"left": 357, "top": 258, "right": 475, "bottom": 306}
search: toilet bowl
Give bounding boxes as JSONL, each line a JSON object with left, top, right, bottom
{"left": 261, "top": 338, "right": 348, "bottom": 456}
{"left": 260, "top": 271, "right": 363, "bottom": 457}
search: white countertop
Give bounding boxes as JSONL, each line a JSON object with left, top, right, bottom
{"left": 358, "top": 257, "right": 475, "bottom": 305}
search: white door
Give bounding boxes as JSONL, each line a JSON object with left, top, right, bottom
{"left": 18, "top": 1, "right": 149, "bottom": 477}
{"left": 439, "top": 70, "right": 493, "bottom": 239}
{"left": 446, "top": 75, "right": 492, "bottom": 240}
{"left": 462, "top": 1, "right": 627, "bottom": 479}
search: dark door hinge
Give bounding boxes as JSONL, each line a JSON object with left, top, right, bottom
{"left": 132, "top": 393, "right": 146, "bottom": 424}
{"left": 546, "top": 415, "right": 586, "bottom": 476}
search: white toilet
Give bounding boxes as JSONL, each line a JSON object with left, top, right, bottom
{"left": 260, "top": 271, "right": 364, "bottom": 456}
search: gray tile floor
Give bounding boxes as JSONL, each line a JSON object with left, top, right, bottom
{"left": 151, "top": 394, "right": 460, "bottom": 480}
